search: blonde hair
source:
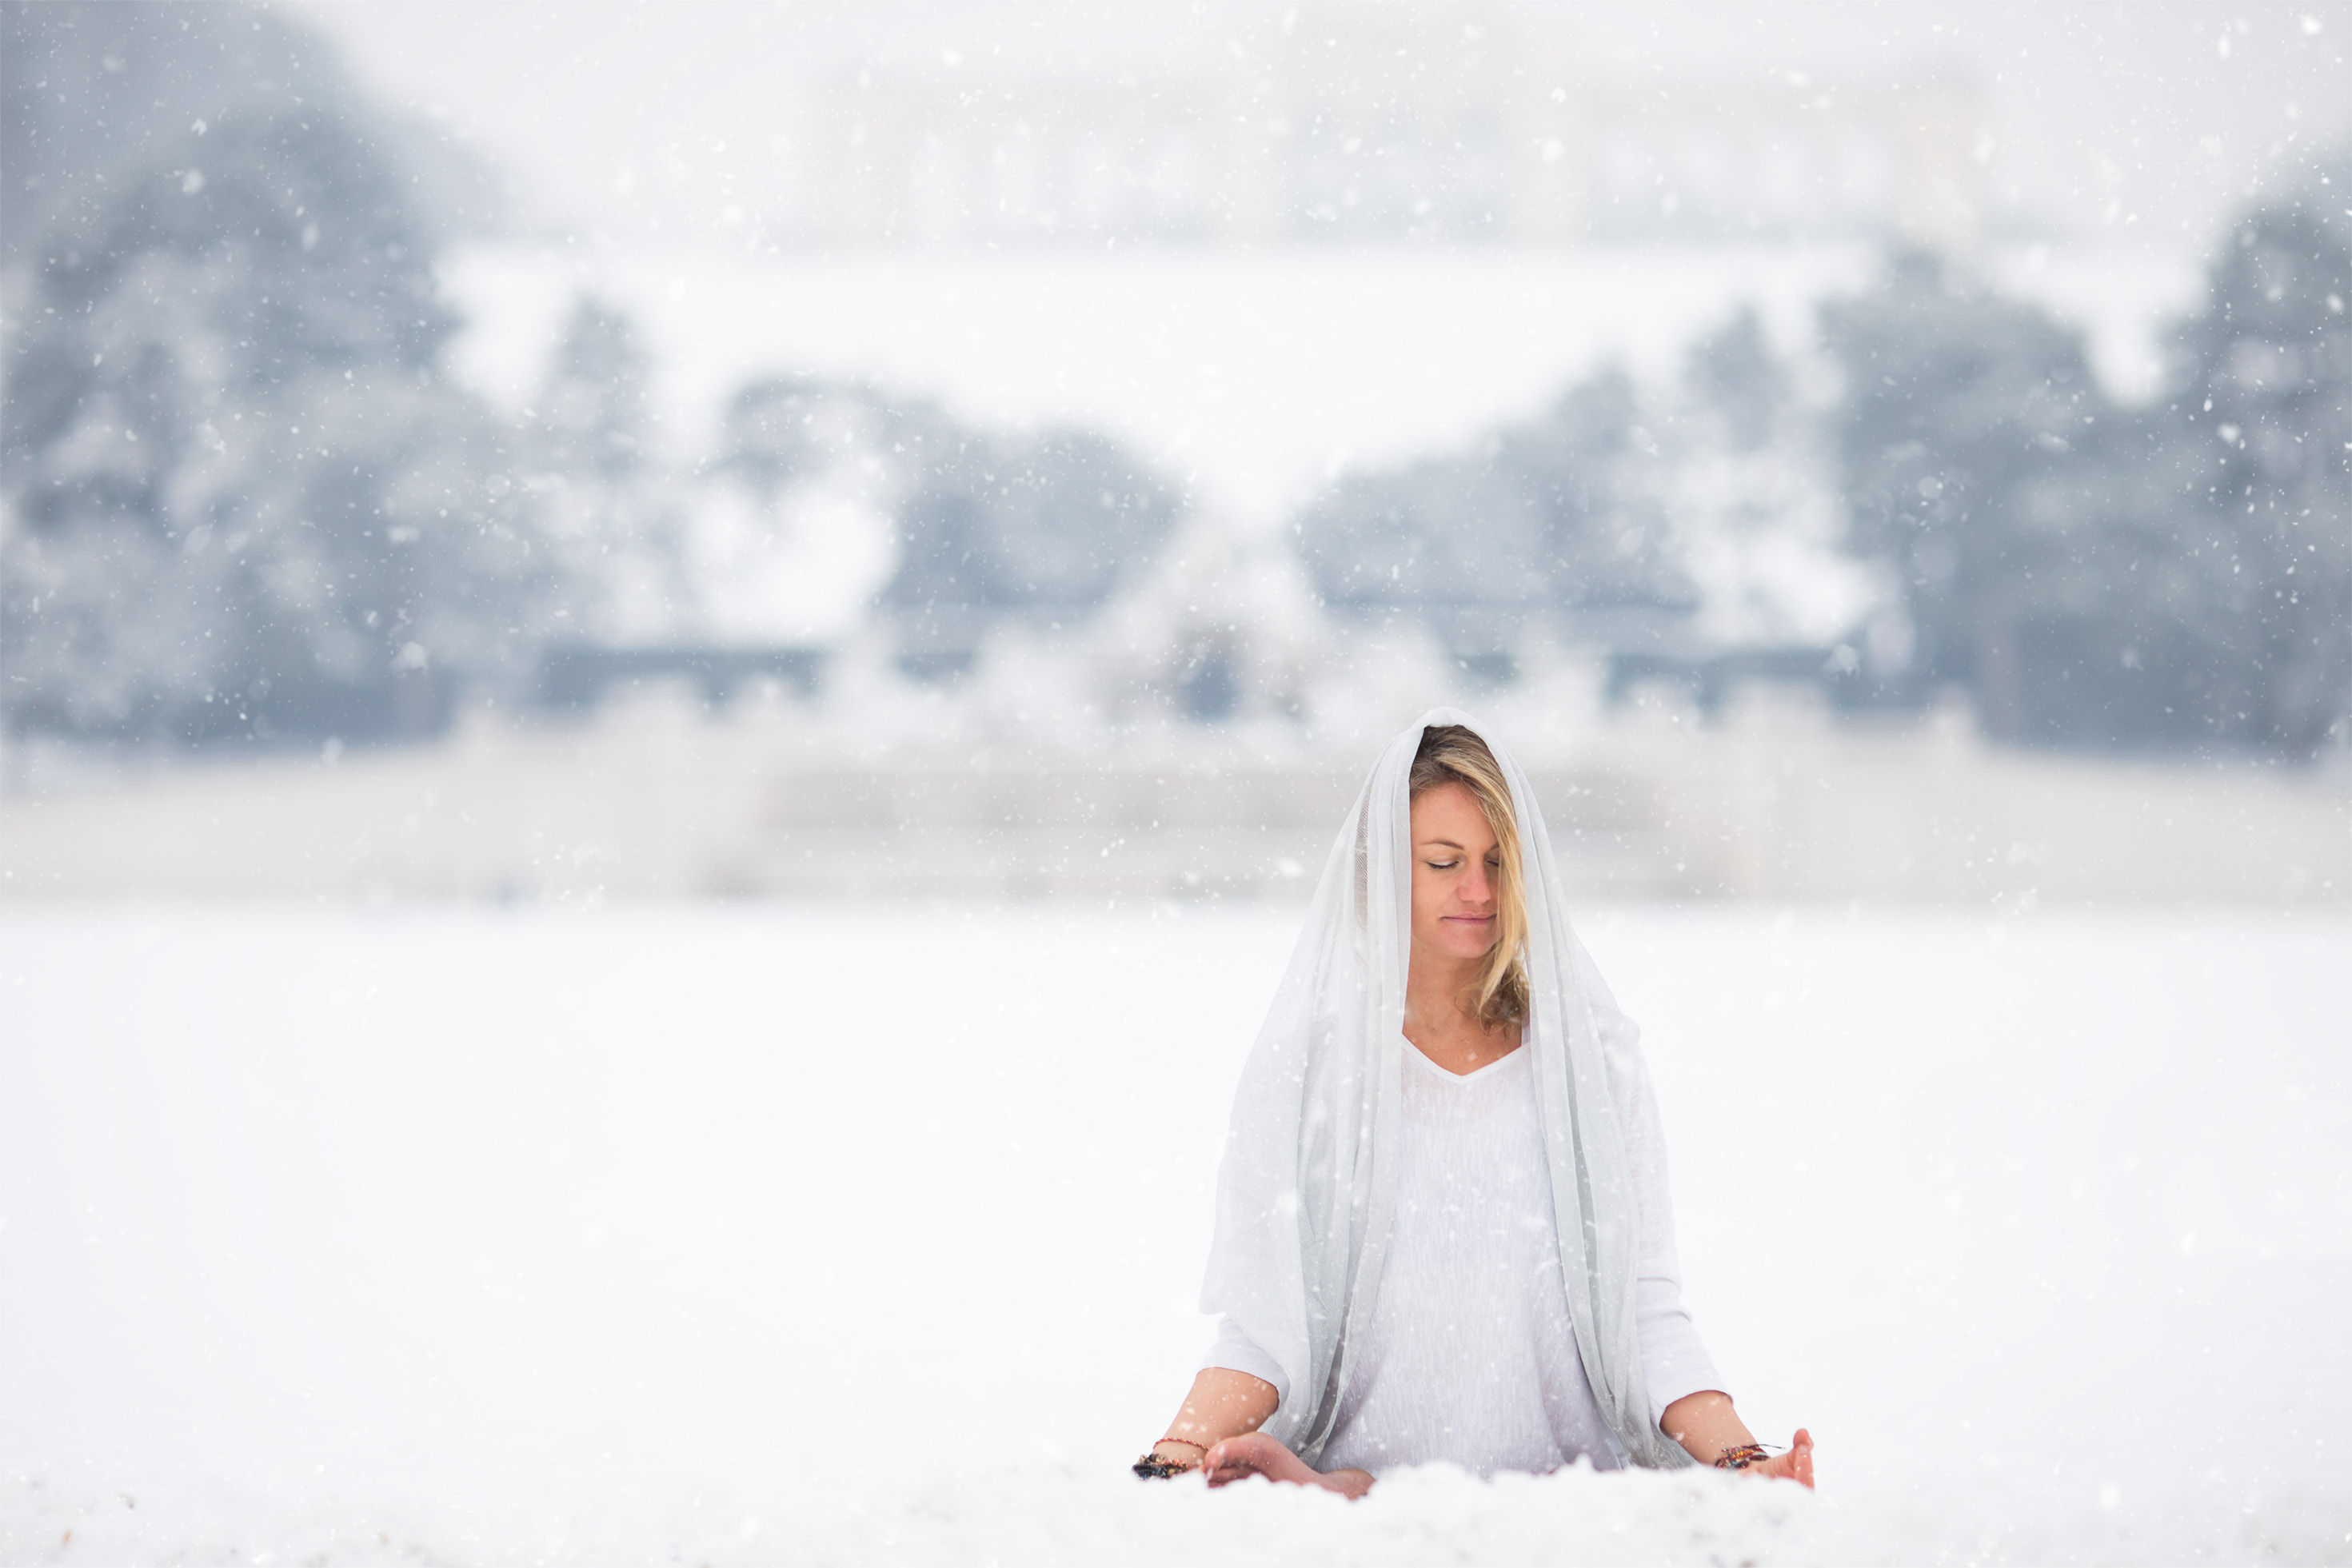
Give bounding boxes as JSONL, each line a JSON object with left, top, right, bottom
{"left": 1408, "top": 724, "right": 1530, "bottom": 1030}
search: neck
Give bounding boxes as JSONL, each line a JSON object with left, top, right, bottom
{"left": 1404, "top": 943, "right": 1491, "bottom": 1042}
{"left": 1403, "top": 944, "right": 1518, "bottom": 1075}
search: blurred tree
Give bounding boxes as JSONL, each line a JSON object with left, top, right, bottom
{"left": 1683, "top": 305, "right": 1784, "bottom": 452}
{"left": 1, "top": 109, "right": 549, "bottom": 744}
{"left": 882, "top": 421, "right": 1184, "bottom": 677}
{"left": 1819, "top": 250, "right": 2108, "bottom": 736}
{"left": 1503, "top": 365, "right": 1694, "bottom": 618}
{"left": 1991, "top": 407, "right": 2263, "bottom": 747}
{"left": 677, "top": 377, "right": 1178, "bottom": 674}
{"left": 1665, "top": 308, "right": 1878, "bottom": 661}
{"left": 1822, "top": 228, "right": 2352, "bottom": 756}
{"left": 716, "top": 374, "right": 916, "bottom": 506}
{"left": 3, "top": 1, "right": 344, "bottom": 258}
{"left": 540, "top": 297, "right": 651, "bottom": 481}
{"left": 1293, "top": 450, "right": 1547, "bottom": 612}
{"left": 2170, "top": 201, "right": 2352, "bottom": 756}
{"left": 530, "top": 295, "right": 689, "bottom": 646}
{"left": 1296, "top": 361, "right": 1695, "bottom": 679}
{"left": 2, "top": 1, "right": 509, "bottom": 262}
{"left": 673, "top": 375, "right": 906, "bottom": 652}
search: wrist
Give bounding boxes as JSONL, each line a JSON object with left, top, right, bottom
{"left": 1132, "top": 1435, "right": 1207, "bottom": 1478}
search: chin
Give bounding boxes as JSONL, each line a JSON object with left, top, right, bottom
{"left": 1428, "top": 927, "right": 1498, "bottom": 957}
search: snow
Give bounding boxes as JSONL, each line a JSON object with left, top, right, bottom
{"left": 440, "top": 245, "right": 1882, "bottom": 529}
{"left": 1983, "top": 245, "right": 2208, "bottom": 403}
{"left": 685, "top": 467, "right": 899, "bottom": 644}
{"left": 3, "top": 903, "right": 2347, "bottom": 1565}
{"left": 437, "top": 242, "right": 2205, "bottom": 533}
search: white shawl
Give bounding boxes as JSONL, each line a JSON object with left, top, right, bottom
{"left": 1199, "top": 708, "right": 1692, "bottom": 1470}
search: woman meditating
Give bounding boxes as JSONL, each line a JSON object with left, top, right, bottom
{"left": 1138, "top": 712, "right": 1814, "bottom": 1496}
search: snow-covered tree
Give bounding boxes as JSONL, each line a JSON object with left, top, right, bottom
{"left": 1, "top": 108, "right": 549, "bottom": 744}
{"left": 1823, "top": 213, "right": 2352, "bottom": 756}
{"left": 880, "top": 413, "right": 1184, "bottom": 677}
{"left": 1295, "top": 361, "right": 1698, "bottom": 680}
{"left": 2, "top": 1, "right": 510, "bottom": 262}
{"left": 529, "top": 295, "right": 691, "bottom": 646}
{"left": 673, "top": 376, "right": 904, "bottom": 648}
{"left": 1819, "top": 249, "right": 2107, "bottom": 737}
{"left": 1662, "top": 307, "right": 1877, "bottom": 655}
{"left": 2171, "top": 198, "right": 2352, "bottom": 756}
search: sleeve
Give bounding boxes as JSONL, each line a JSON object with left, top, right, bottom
{"left": 1200, "top": 1315, "right": 1292, "bottom": 1406}
{"left": 1619, "top": 1050, "right": 1729, "bottom": 1426}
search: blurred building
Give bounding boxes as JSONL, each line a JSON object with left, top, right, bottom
{"left": 799, "top": 6, "right": 1985, "bottom": 249}
{"left": 7, "top": 689, "right": 2345, "bottom": 903}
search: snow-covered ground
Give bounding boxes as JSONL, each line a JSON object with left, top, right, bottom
{"left": 4, "top": 903, "right": 2346, "bottom": 1565}
{"left": 440, "top": 242, "right": 2204, "bottom": 529}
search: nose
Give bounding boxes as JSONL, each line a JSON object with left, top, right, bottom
{"left": 1464, "top": 857, "right": 1492, "bottom": 907}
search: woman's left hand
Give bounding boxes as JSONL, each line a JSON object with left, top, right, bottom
{"left": 1200, "top": 1433, "right": 1375, "bottom": 1498}
{"left": 1662, "top": 1392, "right": 1816, "bottom": 1489}
{"left": 1736, "top": 1428, "right": 1814, "bottom": 1488}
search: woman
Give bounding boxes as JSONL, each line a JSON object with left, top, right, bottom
{"left": 1137, "top": 712, "right": 1814, "bottom": 1495}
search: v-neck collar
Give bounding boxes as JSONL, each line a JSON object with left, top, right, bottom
{"left": 1403, "top": 1035, "right": 1527, "bottom": 1083}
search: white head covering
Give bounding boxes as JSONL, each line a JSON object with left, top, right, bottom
{"left": 1200, "top": 708, "right": 1691, "bottom": 1470}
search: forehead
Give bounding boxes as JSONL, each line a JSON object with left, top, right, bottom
{"left": 1409, "top": 779, "right": 1495, "bottom": 843}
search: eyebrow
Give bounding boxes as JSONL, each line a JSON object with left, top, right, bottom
{"left": 1416, "top": 838, "right": 1494, "bottom": 851}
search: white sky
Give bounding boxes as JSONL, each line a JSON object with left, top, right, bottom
{"left": 290, "top": 0, "right": 2352, "bottom": 251}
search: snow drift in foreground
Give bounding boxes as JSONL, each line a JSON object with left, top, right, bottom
{"left": 7, "top": 1462, "right": 2350, "bottom": 1568}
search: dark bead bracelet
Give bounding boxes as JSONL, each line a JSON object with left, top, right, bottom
{"left": 1133, "top": 1453, "right": 1196, "bottom": 1478}
{"left": 1714, "top": 1442, "right": 1775, "bottom": 1470}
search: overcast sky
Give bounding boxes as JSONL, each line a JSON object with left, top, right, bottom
{"left": 291, "top": 0, "right": 2351, "bottom": 252}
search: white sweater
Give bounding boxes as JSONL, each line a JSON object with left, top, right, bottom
{"left": 1202, "top": 1039, "right": 1723, "bottom": 1478}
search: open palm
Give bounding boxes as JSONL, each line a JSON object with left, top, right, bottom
{"left": 1740, "top": 1429, "right": 1815, "bottom": 1488}
{"left": 1200, "top": 1433, "right": 1375, "bottom": 1498}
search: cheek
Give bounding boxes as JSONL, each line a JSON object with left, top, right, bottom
{"left": 1412, "top": 872, "right": 1452, "bottom": 929}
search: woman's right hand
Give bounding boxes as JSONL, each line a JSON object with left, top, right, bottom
{"left": 1201, "top": 1432, "right": 1374, "bottom": 1498}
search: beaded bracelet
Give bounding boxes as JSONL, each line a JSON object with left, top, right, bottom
{"left": 1133, "top": 1437, "right": 1209, "bottom": 1478}
{"left": 1714, "top": 1442, "right": 1775, "bottom": 1470}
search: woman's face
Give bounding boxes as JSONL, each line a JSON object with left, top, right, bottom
{"left": 1409, "top": 780, "right": 1502, "bottom": 962}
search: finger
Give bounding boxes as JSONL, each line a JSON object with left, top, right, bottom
{"left": 1789, "top": 1430, "right": 1817, "bottom": 1490}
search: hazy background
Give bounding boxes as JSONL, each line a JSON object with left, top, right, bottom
{"left": 297, "top": 0, "right": 2352, "bottom": 250}
{"left": 4, "top": 1, "right": 2350, "bottom": 908}
{"left": 3, "top": 5, "right": 2350, "bottom": 1566}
